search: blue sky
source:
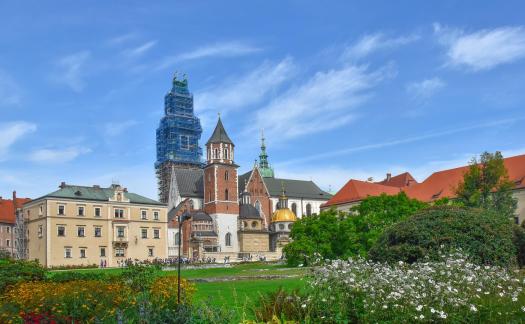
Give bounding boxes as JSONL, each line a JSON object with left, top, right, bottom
{"left": 1, "top": 1, "right": 525, "bottom": 200}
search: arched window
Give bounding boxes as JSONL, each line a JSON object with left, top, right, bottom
{"left": 225, "top": 189, "right": 229, "bottom": 200}
{"left": 223, "top": 148, "right": 229, "bottom": 160}
{"left": 174, "top": 232, "right": 181, "bottom": 245}
{"left": 225, "top": 170, "right": 229, "bottom": 181}
{"left": 243, "top": 221, "right": 248, "bottom": 228}
{"left": 213, "top": 148, "right": 219, "bottom": 159}
{"left": 225, "top": 232, "right": 232, "bottom": 246}
{"left": 275, "top": 201, "right": 279, "bottom": 211}
{"left": 279, "top": 224, "right": 285, "bottom": 230}
{"left": 306, "top": 203, "right": 312, "bottom": 216}
{"left": 252, "top": 221, "right": 258, "bottom": 228}
{"left": 291, "top": 203, "right": 297, "bottom": 215}
{"left": 255, "top": 200, "right": 261, "bottom": 213}
{"left": 208, "top": 191, "right": 212, "bottom": 202}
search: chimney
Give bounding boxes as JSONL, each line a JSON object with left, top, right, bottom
{"left": 386, "top": 173, "right": 392, "bottom": 181}
{"left": 123, "top": 188, "right": 128, "bottom": 192}
{"left": 12, "top": 191, "right": 17, "bottom": 211}
{"left": 59, "top": 182, "right": 66, "bottom": 188}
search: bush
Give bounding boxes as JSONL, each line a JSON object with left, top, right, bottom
{"left": 0, "top": 259, "right": 45, "bottom": 293}
{"left": 47, "top": 270, "right": 121, "bottom": 283}
{"left": 513, "top": 224, "right": 525, "bottom": 268}
{"left": 252, "top": 288, "right": 306, "bottom": 322}
{"left": 369, "top": 206, "right": 518, "bottom": 266}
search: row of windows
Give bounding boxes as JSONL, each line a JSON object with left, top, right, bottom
{"left": 209, "top": 147, "right": 231, "bottom": 160}
{"left": 64, "top": 246, "right": 156, "bottom": 258}
{"left": 45, "top": 225, "right": 161, "bottom": 239}
{"left": 1, "top": 239, "right": 11, "bottom": 247}
{"left": 54, "top": 205, "right": 160, "bottom": 220}
{"left": 0, "top": 226, "right": 11, "bottom": 233}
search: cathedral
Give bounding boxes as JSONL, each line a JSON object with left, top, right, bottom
{"left": 157, "top": 74, "right": 331, "bottom": 260}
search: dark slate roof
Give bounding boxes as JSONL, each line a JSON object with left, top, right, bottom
{"left": 40, "top": 185, "right": 164, "bottom": 206}
{"left": 239, "top": 204, "right": 261, "bottom": 219}
{"left": 239, "top": 171, "right": 332, "bottom": 200}
{"left": 193, "top": 231, "right": 218, "bottom": 237}
{"left": 206, "top": 118, "right": 233, "bottom": 145}
{"left": 174, "top": 168, "right": 204, "bottom": 198}
{"left": 191, "top": 211, "right": 212, "bottom": 221}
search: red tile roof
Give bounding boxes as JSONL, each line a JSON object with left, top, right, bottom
{"left": 377, "top": 172, "right": 417, "bottom": 188}
{"left": 323, "top": 153, "right": 525, "bottom": 208}
{"left": 0, "top": 198, "right": 31, "bottom": 224}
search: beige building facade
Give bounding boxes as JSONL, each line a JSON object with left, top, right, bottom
{"left": 24, "top": 183, "right": 167, "bottom": 268}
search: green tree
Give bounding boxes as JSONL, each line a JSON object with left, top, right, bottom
{"left": 455, "top": 151, "right": 517, "bottom": 219}
{"left": 284, "top": 193, "right": 427, "bottom": 266}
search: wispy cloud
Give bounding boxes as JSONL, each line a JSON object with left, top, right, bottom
{"left": 277, "top": 117, "right": 523, "bottom": 167}
{"left": 194, "top": 57, "right": 295, "bottom": 126}
{"left": 343, "top": 33, "right": 419, "bottom": 60}
{"left": 434, "top": 24, "right": 525, "bottom": 71}
{"left": 55, "top": 51, "right": 91, "bottom": 92}
{"left": 157, "top": 41, "right": 262, "bottom": 70}
{"left": 29, "top": 146, "right": 92, "bottom": 163}
{"left": 107, "top": 33, "right": 137, "bottom": 46}
{"left": 0, "top": 121, "right": 37, "bottom": 158}
{"left": 0, "top": 70, "right": 21, "bottom": 106}
{"left": 406, "top": 77, "right": 446, "bottom": 100}
{"left": 103, "top": 120, "right": 138, "bottom": 137}
{"left": 122, "top": 40, "right": 157, "bottom": 58}
{"left": 246, "top": 62, "right": 396, "bottom": 142}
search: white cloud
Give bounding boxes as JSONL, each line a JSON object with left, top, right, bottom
{"left": 55, "top": 51, "right": 91, "bottom": 92}
{"left": 434, "top": 24, "right": 525, "bottom": 71}
{"left": 123, "top": 40, "right": 157, "bottom": 58}
{"left": 194, "top": 57, "right": 295, "bottom": 124}
{"left": 406, "top": 77, "right": 446, "bottom": 100}
{"left": 107, "top": 33, "right": 137, "bottom": 45}
{"left": 247, "top": 62, "right": 396, "bottom": 142}
{"left": 343, "top": 33, "right": 419, "bottom": 60}
{"left": 0, "top": 71, "right": 21, "bottom": 106}
{"left": 0, "top": 122, "right": 37, "bottom": 158}
{"left": 29, "top": 146, "right": 92, "bottom": 163}
{"left": 104, "top": 120, "right": 138, "bottom": 137}
{"left": 276, "top": 117, "right": 521, "bottom": 167}
{"left": 157, "top": 41, "right": 262, "bottom": 69}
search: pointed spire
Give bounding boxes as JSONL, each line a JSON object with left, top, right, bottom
{"left": 258, "top": 129, "right": 274, "bottom": 178}
{"left": 278, "top": 181, "right": 288, "bottom": 209}
{"left": 206, "top": 115, "right": 233, "bottom": 145}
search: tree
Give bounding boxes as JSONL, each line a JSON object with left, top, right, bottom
{"left": 283, "top": 193, "right": 427, "bottom": 266}
{"left": 455, "top": 151, "right": 517, "bottom": 219}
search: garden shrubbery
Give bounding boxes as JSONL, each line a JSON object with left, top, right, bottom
{"left": 368, "top": 205, "right": 518, "bottom": 266}
{"left": 0, "top": 258, "right": 45, "bottom": 293}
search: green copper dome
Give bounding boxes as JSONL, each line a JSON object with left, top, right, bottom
{"left": 258, "top": 130, "right": 274, "bottom": 178}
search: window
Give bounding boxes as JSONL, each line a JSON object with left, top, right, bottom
{"left": 100, "top": 247, "right": 106, "bottom": 257}
{"left": 153, "top": 211, "right": 159, "bottom": 220}
{"left": 141, "top": 228, "right": 148, "bottom": 239}
{"left": 223, "top": 148, "right": 229, "bottom": 160}
{"left": 148, "top": 248, "right": 154, "bottom": 257}
{"left": 225, "top": 189, "right": 229, "bottom": 201}
{"left": 279, "top": 224, "right": 285, "bottom": 230}
{"left": 117, "top": 226, "right": 125, "bottom": 238}
{"left": 38, "top": 225, "right": 43, "bottom": 238}
{"left": 243, "top": 221, "right": 248, "bottom": 228}
{"left": 174, "top": 232, "right": 180, "bottom": 245}
{"left": 153, "top": 229, "right": 160, "bottom": 239}
{"left": 141, "top": 210, "right": 147, "bottom": 220}
{"left": 57, "top": 226, "right": 65, "bottom": 237}
{"left": 213, "top": 148, "right": 219, "bottom": 159}
{"left": 291, "top": 203, "right": 297, "bottom": 215}
{"left": 288, "top": 223, "right": 293, "bottom": 230}
{"left": 255, "top": 201, "right": 261, "bottom": 213}
{"left": 180, "top": 135, "right": 189, "bottom": 150}
{"left": 115, "top": 248, "right": 125, "bottom": 257}
{"left": 6, "top": 227, "right": 10, "bottom": 234}
{"left": 6, "top": 239, "right": 10, "bottom": 247}
{"left": 58, "top": 205, "right": 65, "bottom": 215}
{"left": 39, "top": 205, "right": 43, "bottom": 216}
{"left": 225, "top": 170, "right": 229, "bottom": 181}
{"left": 225, "top": 232, "right": 232, "bottom": 247}
{"left": 77, "top": 227, "right": 85, "bottom": 237}
{"left": 94, "top": 227, "right": 102, "bottom": 237}
{"left": 78, "top": 206, "right": 84, "bottom": 216}
{"left": 80, "top": 248, "right": 86, "bottom": 258}
{"left": 117, "top": 193, "right": 122, "bottom": 202}
{"left": 306, "top": 203, "right": 312, "bottom": 217}
{"left": 94, "top": 207, "right": 101, "bottom": 217}
{"left": 114, "top": 209, "right": 124, "bottom": 218}
{"left": 64, "top": 247, "right": 72, "bottom": 258}
{"left": 252, "top": 221, "right": 258, "bottom": 228}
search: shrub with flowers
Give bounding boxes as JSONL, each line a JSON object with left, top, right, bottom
{"left": 299, "top": 250, "right": 525, "bottom": 323}
{"left": 0, "top": 275, "right": 195, "bottom": 323}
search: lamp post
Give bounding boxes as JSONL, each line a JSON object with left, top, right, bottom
{"left": 177, "top": 211, "right": 191, "bottom": 304}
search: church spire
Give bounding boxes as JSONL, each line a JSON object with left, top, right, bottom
{"left": 258, "top": 129, "right": 274, "bottom": 178}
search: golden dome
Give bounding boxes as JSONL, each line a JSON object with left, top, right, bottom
{"left": 271, "top": 208, "right": 297, "bottom": 222}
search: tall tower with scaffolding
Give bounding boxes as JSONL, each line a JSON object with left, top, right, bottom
{"left": 155, "top": 73, "right": 203, "bottom": 203}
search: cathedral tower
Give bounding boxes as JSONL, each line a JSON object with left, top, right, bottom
{"left": 204, "top": 116, "right": 239, "bottom": 252}
{"left": 155, "top": 73, "right": 203, "bottom": 203}
{"left": 258, "top": 130, "right": 274, "bottom": 178}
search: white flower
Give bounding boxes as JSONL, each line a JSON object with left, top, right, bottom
{"left": 416, "top": 305, "right": 423, "bottom": 311}
{"left": 430, "top": 308, "right": 436, "bottom": 313}
{"left": 382, "top": 305, "right": 388, "bottom": 309}
{"left": 419, "top": 314, "right": 425, "bottom": 319}
{"left": 301, "top": 304, "right": 306, "bottom": 308}
{"left": 470, "top": 305, "right": 477, "bottom": 312}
